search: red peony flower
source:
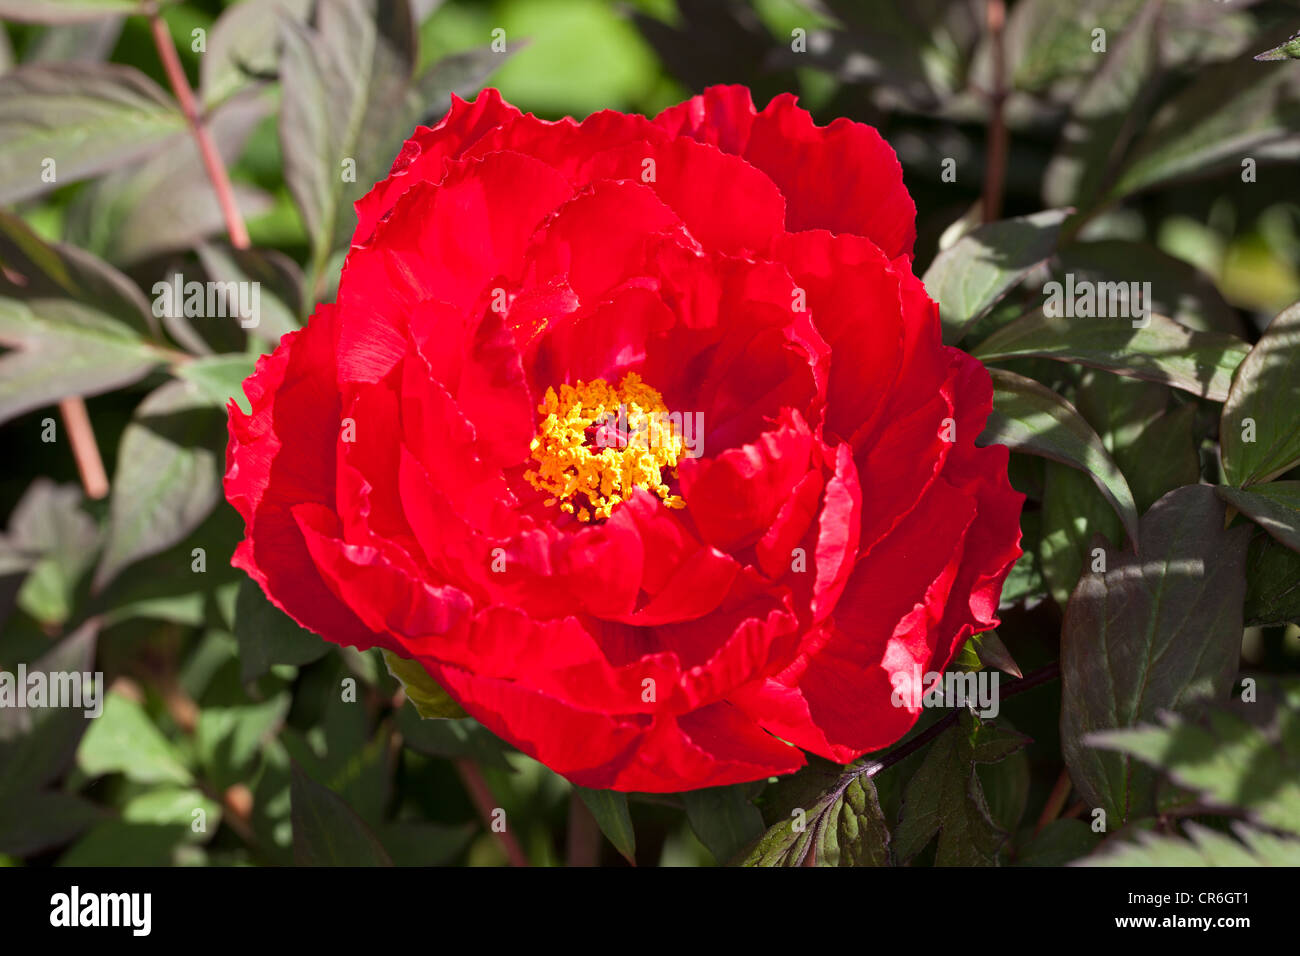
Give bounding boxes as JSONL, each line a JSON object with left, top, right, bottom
{"left": 225, "top": 86, "right": 1023, "bottom": 792}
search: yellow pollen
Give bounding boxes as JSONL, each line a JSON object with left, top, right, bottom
{"left": 525, "top": 372, "right": 686, "bottom": 523}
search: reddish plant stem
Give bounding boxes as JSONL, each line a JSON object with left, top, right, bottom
{"left": 147, "top": 4, "right": 250, "bottom": 249}
{"left": 982, "top": 0, "right": 1008, "bottom": 224}
{"left": 454, "top": 758, "right": 530, "bottom": 866}
{"left": 58, "top": 397, "right": 108, "bottom": 499}
{"left": 565, "top": 792, "right": 601, "bottom": 867}
{"left": 1034, "top": 767, "right": 1073, "bottom": 836}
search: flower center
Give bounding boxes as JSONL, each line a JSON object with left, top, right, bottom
{"left": 525, "top": 372, "right": 686, "bottom": 523}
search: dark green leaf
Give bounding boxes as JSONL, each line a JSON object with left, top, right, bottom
{"left": 575, "top": 786, "right": 636, "bottom": 864}
{"left": 1221, "top": 301, "right": 1300, "bottom": 486}
{"left": 1082, "top": 823, "right": 1300, "bottom": 866}
{"left": 980, "top": 368, "right": 1140, "bottom": 544}
{"left": 1089, "top": 680, "right": 1300, "bottom": 837}
{"left": 0, "top": 297, "right": 164, "bottom": 426}
{"left": 0, "top": 619, "right": 98, "bottom": 797}
{"left": 974, "top": 311, "right": 1249, "bottom": 402}
{"left": 93, "top": 380, "right": 225, "bottom": 590}
{"left": 0, "top": 63, "right": 185, "bottom": 203}
{"left": 1039, "top": 461, "right": 1123, "bottom": 607}
{"left": 233, "top": 578, "right": 329, "bottom": 684}
{"left": 923, "top": 209, "right": 1070, "bottom": 344}
{"left": 894, "top": 711, "right": 1030, "bottom": 866}
{"left": 682, "top": 784, "right": 763, "bottom": 865}
{"left": 1060, "top": 486, "right": 1249, "bottom": 824}
{"left": 1217, "top": 482, "right": 1300, "bottom": 553}
{"left": 291, "top": 762, "right": 392, "bottom": 865}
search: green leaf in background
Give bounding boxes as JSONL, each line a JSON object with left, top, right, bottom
{"left": 1243, "top": 530, "right": 1300, "bottom": 627}
{"left": 1089, "top": 680, "right": 1300, "bottom": 838}
{"left": 0, "top": 0, "right": 149, "bottom": 24}
{"left": 291, "top": 762, "right": 393, "bottom": 865}
{"left": 196, "top": 660, "right": 292, "bottom": 791}
{"left": 395, "top": 706, "right": 511, "bottom": 770}
{"left": 1060, "top": 485, "right": 1250, "bottom": 824}
{"left": 979, "top": 368, "right": 1140, "bottom": 544}
{"left": 233, "top": 578, "right": 329, "bottom": 684}
{"left": 1218, "top": 482, "right": 1300, "bottom": 554}
{"left": 384, "top": 649, "right": 466, "bottom": 719}
{"left": 574, "top": 786, "right": 636, "bottom": 865}
{"left": 0, "top": 63, "right": 186, "bottom": 204}
{"left": 4, "top": 480, "right": 98, "bottom": 626}
{"left": 0, "top": 789, "right": 104, "bottom": 857}
{"left": 0, "top": 297, "right": 166, "bottom": 427}
{"left": 0, "top": 619, "right": 98, "bottom": 798}
{"left": 1001, "top": 0, "right": 1145, "bottom": 93}
{"left": 894, "top": 711, "right": 1030, "bottom": 866}
{"left": 78, "top": 690, "right": 194, "bottom": 786}
{"left": 1220, "top": 301, "right": 1300, "bottom": 486}
{"left": 0, "top": 207, "right": 158, "bottom": 337}
{"left": 682, "top": 783, "right": 764, "bottom": 865}
{"left": 1082, "top": 823, "right": 1300, "bottom": 867}
{"left": 278, "top": 0, "right": 416, "bottom": 284}
{"left": 201, "top": 0, "right": 315, "bottom": 106}
{"left": 93, "top": 379, "right": 226, "bottom": 591}
{"left": 376, "top": 821, "right": 476, "bottom": 866}
{"left": 974, "top": 312, "right": 1249, "bottom": 402}
{"left": 1039, "top": 461, "right": 1123, "bottom": 608}
{"left": 1015, "top": 819, "right": 1098, "bottom": 866}
{"left": 63, "top": 91, "right": 273, "bottom": 267}
{"left": 923, "top": 209, "right": 1069, "bottom": 345}
{"left": 1055, "top": 241, "right": 1243, "bottom": 336}
{"left": 197, "top": 241, "right": 304, "bottom": 343}
{"left": 1041, "top": 0, "right": 1159, "bottom": 209}
{"left": 121, "top": 786, "right": 222, "bottom": 842}
{"left": 176, "top": 354, "right": 259, "bottom": 413}
{"left": 1108, "top": 56, "right": 1300, "bottom": 201}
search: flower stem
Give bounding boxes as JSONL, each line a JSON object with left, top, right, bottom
{"left": 982, "top": 0, "right": 1008, "bottom": 223}
{"left": 454, "top": 758, "right": 530, "bottom": 866}
{"left": 146, "top": 3, "right": 250, "bottom": 250}
{"left": 59, "top": 397, "right": 108, "bottom": 499}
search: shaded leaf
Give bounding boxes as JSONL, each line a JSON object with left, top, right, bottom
{"left": 894, "top": 711, "right": 1030, "bottom": 866}
{"left": 1218, "top": 482, "right": 1300, "bottom": 554}
{"left": 0, "top": 62, "right": 185, "bottom": 204}
{"left": 233, "top": 578, "right": 329, "bottom": 684}
{"left": 1088, "top": 680, "right": 1300, "bottom": 837}
{"left": 924, "top": 209, "right": 1069, "bottom": 345}
{"left": 575, "top": 786, "right": 636, "bottom": 864}
{"left": 979, "top": 368, "right": 1139, "bottom": 544}
{"left": 682, "top": 784, "right": 763, "bottom": 865}
{"left": 974, "top": 311, "right": 1249, "bottom": 402}
{"left": 291, "top": 762, "right": 392, "bottom": 865}
{"left": 93, "top": 380, "right": 226, "bottom": 590}
{"left": 1082, "top": 823, "right": 1300, "bottom": 866}
{"left": 1060, "top": 486, "right": 1249, "bottom": 823}
{"left": 0, "top": 297, "right": 164, "bottom": 426}
{"left": 1221, "top": 301, "right": 1300, "bottom": 486}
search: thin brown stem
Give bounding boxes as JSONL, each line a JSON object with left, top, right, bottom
{"left": 982, "top": 0, "right": 1008, "bottom": 224}
{"left": 454, "top": 758, "right": 530, "bottom": 866}
{"left": 59, "top": 397, "right": 108, "bottom": 499}
{"left": 1034, "top": 768, "right": 1073, "bottom": 836}
{"left": 146, "top": 4, "right": 250, "bottom": 249}
{"left": 565, "top": 792, "right": 601, "bottom": 867}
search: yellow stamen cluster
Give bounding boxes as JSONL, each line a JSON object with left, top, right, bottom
{"left": 525, "top": 372, "right": 686, "bottom": 523}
